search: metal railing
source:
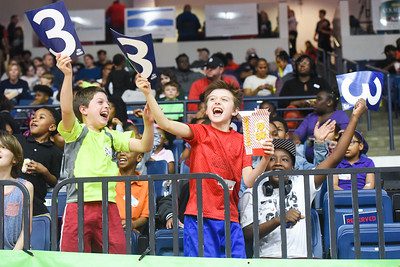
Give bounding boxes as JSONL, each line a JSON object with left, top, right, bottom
{"left": 0, "top": 179, "right": 31, "bottom": 250}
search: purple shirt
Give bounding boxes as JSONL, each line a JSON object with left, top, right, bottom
{"left": 337, "top": 156, "right": 375, "bottom": 190}
{"left": 294, "top": 110, "right": 349, "bottom": 163}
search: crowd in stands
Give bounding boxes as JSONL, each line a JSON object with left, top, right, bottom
{"left": 0, "top": 6, "right": 399, "bottom": 260}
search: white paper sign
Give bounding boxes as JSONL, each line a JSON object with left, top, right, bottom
{"left": 205, "top": 3, "right": 258, "bottom": 37}
{"left": 70, "top": 9, "right": 105, "bottom": 42}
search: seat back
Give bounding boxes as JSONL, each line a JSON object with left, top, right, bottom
{"left": 31, "top": 215, "right": 51, "bottom": 250}
{"left": 337, "top": 223, "right": 400, "bottom": 259}
{"left": 45, "top": 191, "right": 68, "bottom": 218}
{"left": 154, "top": 228, "right": 184, "bottom": 256}
{"left": 171, "top": 139, "right": 184, "bottom": 173}
{"left": 323, "top": 190, "right": 393, "bottom": 254}
{"left": 145, "top": 160, "right": 169, "bottom": 198}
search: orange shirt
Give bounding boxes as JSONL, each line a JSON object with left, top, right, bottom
{"left": 115, "top": 175, "right": 149, "bottom": 221}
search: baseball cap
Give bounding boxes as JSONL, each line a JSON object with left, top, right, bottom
{"left": 272, "top": 138, "right": 296, "bottom": 164}
{"left": 204, "top": 55, "right": 224, "bottom": 69}
{"left": 247, "top": 53, "right": 259, "bottom": 61}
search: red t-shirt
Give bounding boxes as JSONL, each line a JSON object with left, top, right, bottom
{"left": 184, "top": 124, "right": 252, "bottom": 222}
{"left": 106, "top": 2, "right": 125, "bottom": 28}
{"left": 187, "top": 75, "right": 240, "bottom": 111}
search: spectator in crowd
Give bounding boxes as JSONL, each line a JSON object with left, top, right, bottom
{"left": 95, "top": 49, "right": 110, "bottom": 69}
{"left": 224, "top": 52, "right": 240, "bottom": 72}
{"left": 293, "top": 88, "right": 349, "bottom": 163}
{"left": 288, "top": 8, "right": 298, "bottom": 57}
{"left": 150, "top": 127, "right": 175, "bottom": 174}
{"left": 136, "top": 76, "right": 275, "bottom": 258}
{"left": 236, "top": 53, "right": 259, "bottom": 85}
{"left": 75, "top": 54, "right": 102, "bottom": 82}
{"left": 32, "top": 57, "right": 43, "bottom": 68}
{"left": 21, "top": 64, "right": 39, "bottom": 91}
{"left": 107, "top": 95, "right": 130, "bottom": 131}
{"left": 42, "top": 53, "right": 63, "bottom": 90}
{"left": 349, "top": 15, "right": 364, "bottom": 35}
{"left": 1, "top": 131, "right": 34, "bottom": 250}
{"left": 105, "top": 53, "right": 134, "bottom": 98}
{"left": 396, "top": 37, "right": 400, "bottom": 60}
{"left": 0, "top": 95, "right": 19, "bottom": 134}
{"left": 55, "top": 54, "right": 153, "bottom": 253}
{"left": 176, "top": 4, "right": 201, "bottom": 41}
{"left": 259, "top": 100, "right": 277, "bottom": 118}
{"left": 9, "top": 26, "right": 23, "bottom": 59}
{"left": 159, "top": 81, "right": 184, "bottom": 121}
{"left": 106, "top": 0, "right": 125, "bottom": 34}
{"left": 314, "top": 9, "right": 333, "bottom": 54}
{"left": 31, "top": 84, "right": 53, "bottom": 105}
{"left": 7, "top": 15, "right": 18, "bottom": 51}
{"left": 173, "top": 54, "right": 203, "bottom": 97}
{"left": 279, "top": 54, "right": 329, "bottom": 109}
{"left": 334, "top": 130, "right": 375, "bottom": 190}
{"left": 156, "top": 69, "right": 180, "bottom": 100}
{"left": 0, "top": 23, "right": 8, "bottom": 76}
{"left": 276, "top": 50, "right": 293, "bottom": 79}
{"left": 17, "top": 107, "right": 62, "bottom": 216}
{"left": 0, "top": 63, "right": 31, "bottom": 104}
{"left": 115, "top": 150, "right": 149, "bottom": 233}
{"left": 375, "top": 45, "right": 399, "bottom": 74}
{"left": 239, "top": 99, "right": 366, "bottom": 258}
{"left": 188, "top": 55, "right": 240, "bottom": 111}
{"left": 97, "top": 62, "right": 113, "bottom": 89}
{"left": 304, "top": 41, "right": 318, "bottom": 63}
{"left": 191, "top": 47, "right": 210, "bottom": 69}
{"left": 243, "top": 58, "right": 277, "bottom": 97}
{"left": 258, "top": 11, "right": 272, "bottom": 38}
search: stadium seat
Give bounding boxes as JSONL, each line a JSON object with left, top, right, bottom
{"left": 311, "top": 208, "right": 323, "bottom": 258}
{"left": 31, "top": 215, "right": 51, "bottom": 250}
{"left": 243, "top": 99, "right": 260, "bottom": 110}
{"left": 45, "top": 191, "right": 68, "bottom": 218}
{"left": 337, "top": 223, "right": 400, "bottom": 259}
{"left": 146, "top": 160, "right": 169, "bottom": 198}
{"left": 154, "top": 228, "right": 184, "bottom": 256}
{"left": 180, "top": 160, "right": 190, "bottom": 174}
{"left": 323, "top": 190, "right": 393, "bottom": 255}
{"left": 171, "top": 139, "right": 184, "bottom": 173}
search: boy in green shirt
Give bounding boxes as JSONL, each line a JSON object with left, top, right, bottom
{"left": 159, "top": 81, "right": 184, "bottom": 121}
{"left": 56, "top": 54, "right": 154, "bottom": 254}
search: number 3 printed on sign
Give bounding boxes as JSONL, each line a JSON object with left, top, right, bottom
{"left": 117, "top": 37, "right": 153, "bottom": 79}
{"left": 33, "top": 8, "right": 76, "bottom": 56}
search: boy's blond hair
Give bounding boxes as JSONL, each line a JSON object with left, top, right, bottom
{"left": 73, "top": 86, "right": 107, "bottom": 123}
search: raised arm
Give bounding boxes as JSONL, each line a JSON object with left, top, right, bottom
{"left": 315, "top": 99, "right": 367, "bottom": 188}
{"left": 56, "top": 54, "right": 75, "bottom": 132}
{"left": 136, "top": 75, "right": 193, "bottom": 139}
{"left": 129, "top": 104, "right": 154, "bottom": 153}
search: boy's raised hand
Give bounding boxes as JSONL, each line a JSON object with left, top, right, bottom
{"left": 352, "top": 98, "right": 367, "bottom": 118}
{"left": 314, "top": 119, "right": 336, "bottom": 142}
{"left": 142, "top": 104, "right": 154, "bottom": 123}
{"left": 56, "top": 54, "right": 72, "bottom": 76}
{"left": 135, "top": 74, "right": 152, "bottom": 96}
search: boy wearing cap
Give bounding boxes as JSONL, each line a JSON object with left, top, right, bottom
{"left": 31, "top": 84, "right": 53, "bottom": 105}
{"left": 188, "top": 55, "right": 239, "bottom": 111}
{"left": 17, "top": 107, "right": 63, "bottom": 216}
{"left": 333, "top": 130, "right": 375, "bottom": 190}
{"left": 239, "top": 99, "right": 367, "bottom": 258}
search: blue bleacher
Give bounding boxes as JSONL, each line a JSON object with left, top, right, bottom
{"left": 154, "top": 228, "right": 184, "bottom": 256}
{"left": 323, "top": 190, "right": 393, "bottom": 255}
{"left": 145, "top": 160, "right": 169, "bottom": 199}
{"left": 45, "top": 191, "right": 68, "bottom": 218}
{"left": 171, "top": 139, "right": 184, "bottom": 173}
{"left": 31, "top": 215, "right": 51, "bottom": 250}
{"left": 337, "top": 223, "right": 400, "bottom": 259}
{"left": 311, "top": 208, "right": 323, "bottom": 258}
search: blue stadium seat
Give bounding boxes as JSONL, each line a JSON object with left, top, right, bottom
{"left": 171, "top": 139, "right": 184, "bottom": 173}
{"left": 154, "top": 228, "right": 184, "bottom": 256}
{"left": 180, "top": 160, "right": 190, "bottom": 174}
{"left": 146, "top": 160, "right": 169, "bottom": 198}
{"left": 337, "top": 223, "right": 400, "bottom": 259}
{"left": 323, "top": 190, "right": 393, "bottom": 255}
{"left": 31, "top": 215, "right": 51, "bottom": 250}
{"left": 45, "top": 191, "right": 68, "bottom": 218}
{"left": 311, "top": 208, "right": 323, "bottom": 258}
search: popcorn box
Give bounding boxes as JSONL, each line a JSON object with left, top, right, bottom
{"left": 239, "top": 109, "right": 270, "bottom": 156}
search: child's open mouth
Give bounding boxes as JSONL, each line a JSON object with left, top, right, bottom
{"left": 100, "top": 111, "right": 109, "bottom": 119}
{"left": 212, "top": 107, "right": 223, "bottom": 116}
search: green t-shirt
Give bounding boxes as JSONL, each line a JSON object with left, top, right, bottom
{"left": 160, "top": 101, "right": 184, "bottom": 121}
{"left": 58, "top": 119, "right": 132, "bottom": 202}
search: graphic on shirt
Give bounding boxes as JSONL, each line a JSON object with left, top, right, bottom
{"left": 104, "top": 146, "right": 113, "bottom": 158}
{"left": 25, "top": 1, "right": 84, "bottom": 57}
{"left": 336, "top": 71, "right": 384, "bottom": 111}
{"left": 259, "top": 188, "right": 298, "bottom": 222}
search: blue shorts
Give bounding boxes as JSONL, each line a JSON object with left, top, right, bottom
{"left": 183, "top": 215, "right": 246, "bottom": 258}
